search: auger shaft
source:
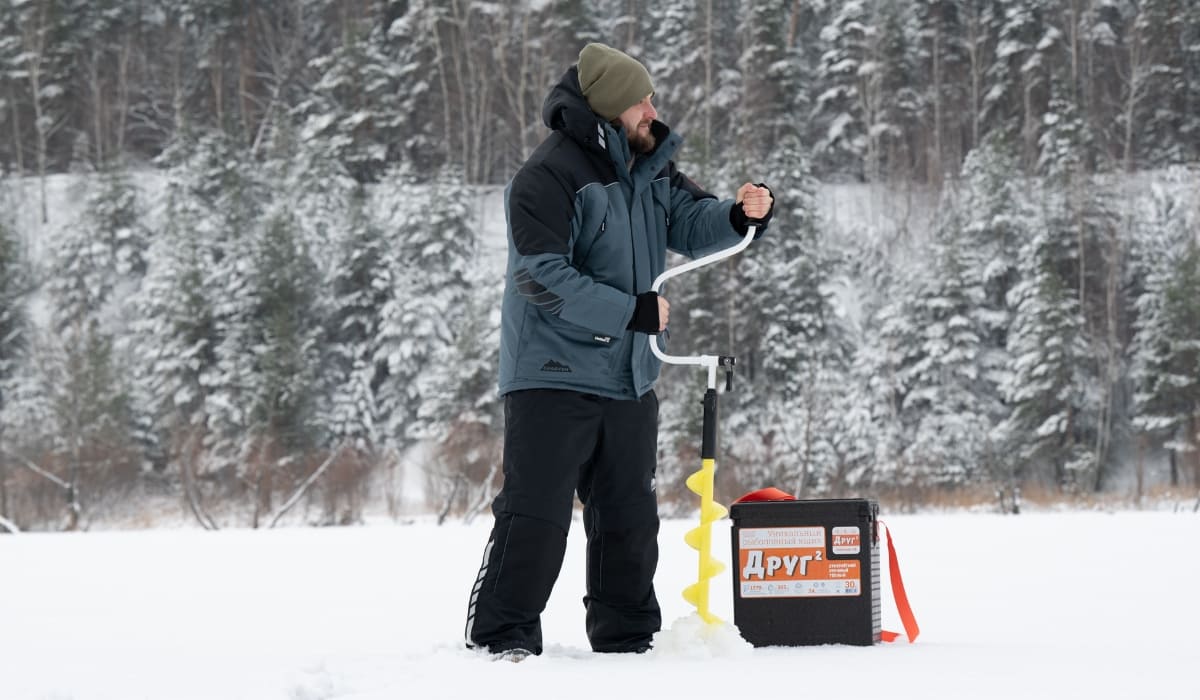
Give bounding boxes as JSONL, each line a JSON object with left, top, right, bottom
{"left": 649, "top": 225, "right": 755, "bottom": 626}
{"left": 682, "top": 385, "right": 731, "bottom": 623}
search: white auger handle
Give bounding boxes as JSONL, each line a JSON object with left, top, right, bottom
{"left": 649, "top": 225, "right": 757, "bottom": 369}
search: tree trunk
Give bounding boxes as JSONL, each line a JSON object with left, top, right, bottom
{"left": 931, "top": 13, "right": 944, "bottom": 187}
{"left": 799, "top": 397, "right": 814, "bottom": 498}
{"left": 1074, "top": 183, "right": 1087, "bottom": 316}
{"left": 8, "top": 86, "right": 23, "bottom": 173}
{"left": 21, "top": 4, "right": 54, "bottom": 222}
{"left": 1022, "top": 81, "right": 1037, "bottom": 171}
{"left": 116, "top": 37, "right": 132, "bottom": 157}
{"left": 31, "top": 60, "right": 50, "bottom": 223}
{"left": 1190, "top": 413, "right": 1200, "bottom": 488}
{"left": 1135, "top": 432, "right": 1145, "bottom": 508}
{"left": 623, "top": 0, "right": 639, "bottom": 48}
{"left": 448, "top": 0, "right": 470, "bottom": 180}
{"left": 462, "top": 460, "right": 499, "bottom": 525}
{"left": 1067, "top": 0, "right": 1081, "bottom": 87}
{"left": 1121, "top": 10, "right": 1145, "bottom": 173}
{"left": 88, "top": 46, "right": 106, "bottom": 167}
{"left": 445, "top": 0, "right": 493, "bottom": 183}
{"left": 180, "top": 427, "right": 218, "bottom": 530}
{"left": 251, "top": 434, "right": 274, "bottom": 529}
{"left": 238, "top": 14, "right": 255, "bottom": 147}
{"left": 1093, "top": 224, "right": 1121, "bottom": 492}
{"left": 965, "top": 3, "right": 984, "bottom": 153}
{"left": 429, "top": 11, "right": 454, "bottom": 173}
{"left": 210, "top": 39, "right": 225, "bottom": 131}
{"left": 703, "top": 0, "right": 713, "bottom": 179}
{"left": 269, "top": 442, "right": 349, "bottom": 528}
{"left": 66, "top": 457, "right": 81, "bottom": 531}
{"left": 0, "top": 458, "right": 8, "bottom": 524}
{"left": 172, "top": 26, "right": 187, "bottom": 133}
{"left": 494, "top": 7, "right": 532, "bottom": 164}
{"left": 436, "top": 472, "right": 462, "bottom": 526}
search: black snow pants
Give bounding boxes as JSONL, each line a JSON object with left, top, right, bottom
{"left": 464, "top": 388, "right": 662, "bottom": 655}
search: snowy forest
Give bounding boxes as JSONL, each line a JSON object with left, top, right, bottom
{"left": 0, "top": 0, "right": 1198, "bottom": 531}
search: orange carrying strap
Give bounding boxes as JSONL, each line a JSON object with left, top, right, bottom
{"left": 878, "top": 520, "right": 920, "bottom": 643}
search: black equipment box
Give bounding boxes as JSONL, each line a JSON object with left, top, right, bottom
{"left": 730, "top": 498, "right": 881, "bottom": 646}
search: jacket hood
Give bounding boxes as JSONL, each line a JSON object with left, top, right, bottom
{"left": 542, "top": 66, "right": 607, "bottom": 153}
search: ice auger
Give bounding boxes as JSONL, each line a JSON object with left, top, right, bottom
{"left": 649, "top": 224, "right": 757, "bottom": 624}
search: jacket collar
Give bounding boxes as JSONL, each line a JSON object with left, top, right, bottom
{"left": 632, "top": 120, "right": 679, "bottom": 177}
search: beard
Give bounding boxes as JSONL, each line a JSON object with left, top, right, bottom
{"left": 627, "top": 121, "right": 657, "bottom": 154}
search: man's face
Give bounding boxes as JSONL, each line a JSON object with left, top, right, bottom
{"left": 616, "top": 95, "right": 657, "bottom": 153}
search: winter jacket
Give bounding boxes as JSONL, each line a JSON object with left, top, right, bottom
{"left": 498, "top": 66, "right": 757, "bottom": 400}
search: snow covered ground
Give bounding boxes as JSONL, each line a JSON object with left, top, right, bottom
{"left": 2, "top": 509, "right": 1198, "bottom": 699}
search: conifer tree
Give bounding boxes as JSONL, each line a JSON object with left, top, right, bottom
{"left": 739, "top": 190, "right": 854, "bottom": 496}
{"left": 31, "top": 165, "right": 146, "bottom": 516}
{"left": 953, "top": 137, "right": 1030, "bottom": 485}
{"left": 1182, "top": 2, "right": 1200, "bottom": 162}
{"left": 246, "top": 207, "right": 324, "bottom": 457}
{"left": 164, "top": 133, "right": 272, "bottom": 482}
{"left": 1036, "top": 83, "right": 1124, "bottom": 489}
{"left": 376, "top": 167, "right": 476, "bottom": 456}
{"left": 812, "top": 0, "right": 875, "bottom": 178}
{"left": 857, "top": 269, "right": 926, "bottom": 495}
{"left": 47, "top": 166, "right": 147, "bottom": 331}
{"left": 297, "top": 8, "right": 405, "bottom": 182}
{"left": 903, "top": 199, "right": 993, "bottom": 487}
{"left": 645, "top": 0, "right": 702, "bottom": 137}
{"left": 872, "top": 0, "right": 922, "bottom": 182}
{"left": 914, "top": 0, "right": 972, "bottom": 181}
{"left": 130, "top": 177, "right": 216, "bottom": 473}
{"left": 218, "top": 200, "right": 326, "bottom": 528}
{"left": 1129, "top": 181, "right": 1200, "bottom": 486}
{"left": 1001, "top": 224, "right": 1095, "bottom": 490}
{"left": 987, "top": 0, "right": 1060, "bottom": 171}
{"left": 325, "top": 184, "right": 393, "bottom": 451}
{"left": 32, "top": 320, "right": 137, "bottom": 529}
{"left": 419, "top": 262, "right": 503, "bottom": 523}
{"left": 4, "top": 0, "right": 73, "bottom": 219}
{"left": 0, "top": 215, "right": 27, "bottom": 406}
{"left": 41, "top": 206, "right": 140, "bottom": 528}
{"left": 0, "top": 212, "right": 31, "bottom": 512}
{"left": 1112, "top": 0, "right": 1184, "bottom": 170}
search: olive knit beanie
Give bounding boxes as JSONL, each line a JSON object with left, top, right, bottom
{"left": 577, "top": 43, "right": 654, "bottom": 121}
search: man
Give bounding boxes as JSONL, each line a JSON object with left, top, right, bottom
{"left": 464, "top": 42, "right": 773, "bottom": 660}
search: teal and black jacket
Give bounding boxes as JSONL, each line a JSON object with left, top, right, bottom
{"left": 498, "top": 66, "right": 761, "bottom": 400}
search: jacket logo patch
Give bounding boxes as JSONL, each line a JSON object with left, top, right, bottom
{"left": 593, "top": 335, "right": 612, "bottom": 344}
{"left": 541, "top": 360, "right": 572, "bottom": 373}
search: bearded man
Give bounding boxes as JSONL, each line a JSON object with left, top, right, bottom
{"left": 464, "top": 42, "right": 774, "bottom": 660}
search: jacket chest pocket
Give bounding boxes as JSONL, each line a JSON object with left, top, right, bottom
{"left": 650, "top": 179, "right": 671, "bottom": 238}
{"left": 574, "top": 213, "right": 607, "bottom": 269}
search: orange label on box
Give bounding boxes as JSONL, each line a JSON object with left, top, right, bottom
{"left": 737, "top": 527, "right": 861, "bottom": 598}
{"left": 832, "top": 526, "right": 861, "bottom": 555}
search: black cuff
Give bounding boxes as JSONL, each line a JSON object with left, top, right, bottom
{"left": 730, "top": 182, "right": 774, "bottom": 238}
{"left": 627, "top": 292, "right": 660, "bottom": 334}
